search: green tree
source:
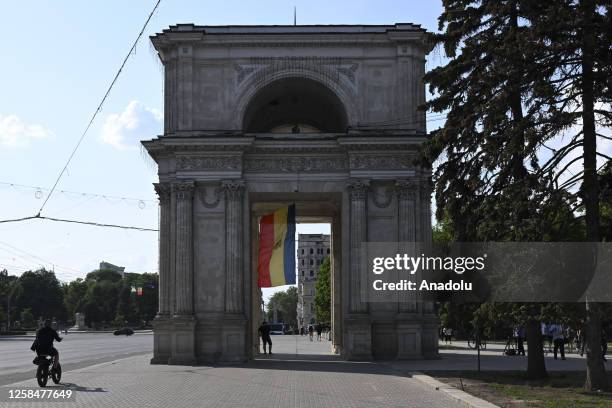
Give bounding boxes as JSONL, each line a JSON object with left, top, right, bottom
{"left": 63, "top": 278, "right": 88, "bottom": 319}
{"left": 20, "top": 307, "right": 35, "bottom": 328}
{"left": 81, "top": 280, "right": 121, "bottom": 327}
{"left": 314, "top": 257, "right": 331, "bottom": 323}
{"left": 424, "top": 0, "right": 609, "bottom": 387}
{"left": 0, "top": 306, "right": 6, "bottom": 328}
{"left": 267, "top": 287, "right": 298, "bottom": 327}
{"left": 116, "top": 284, "right": 137, "bottom": 325}
{"left": 14, "top": 269, "right": 66, "bottom": 322}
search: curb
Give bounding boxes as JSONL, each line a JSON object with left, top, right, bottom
{"left": 411, "top": 372, "right": 500, "bottom": 408}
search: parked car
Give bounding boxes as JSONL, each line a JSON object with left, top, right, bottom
{"left": 113, "top": 327, "right": 134, "bottom": 336}
{"left": 268, "top": 323, "right": 284, "bottom": 335}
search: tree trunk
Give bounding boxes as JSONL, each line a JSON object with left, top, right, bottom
{"left": 580, "top": 0, "right": 608, "bottom": 392}
{"left": 526, "top": 319, "right": 547, "bottom": 379}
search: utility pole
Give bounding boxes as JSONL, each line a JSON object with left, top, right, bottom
{"left": 294, "top": 6, "right": 297, "bottom": 26}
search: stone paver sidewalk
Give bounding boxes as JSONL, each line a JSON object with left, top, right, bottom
{"left": 0, "top": 353, "right": 467, "bottom": 408}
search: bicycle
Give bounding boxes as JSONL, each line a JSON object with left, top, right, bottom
{"left": 468, "top": 336, "right": 487, "bottom": 350}
{"left": 33, "top": 354, "right": 62, "bottom": 387}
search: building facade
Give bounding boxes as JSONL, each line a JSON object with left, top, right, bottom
{"left": 143, "top": 23, "right": 437, "bottom": 364}
{"left": 297, "top": 234, "right": 331, "bottom": 327}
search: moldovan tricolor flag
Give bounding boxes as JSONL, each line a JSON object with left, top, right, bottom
{"left": 258, "top": 204, "right": 296, "bottom": 287}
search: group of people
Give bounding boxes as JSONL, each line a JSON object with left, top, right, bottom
{"left": 542, "top": 323, "right": 608, "bottom": 361}
{"left": 299, "top": 323, "right": 327, "bottom": 341}
{"left": 258, "top": 321, "right": 331, "bottom": 354}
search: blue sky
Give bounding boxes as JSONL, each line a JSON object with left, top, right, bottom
{"left": 0, "top": 1, "right": 445, "bottom": 291}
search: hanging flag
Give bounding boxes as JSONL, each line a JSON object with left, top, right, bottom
{"left": 258, "top": 204, "right": 296, "bottom": 287}
{"left": 136, "top": 287, "right": 143, "bottom": 296}
{"left": 131, "top": 285, "right": 136, "bottom": 293}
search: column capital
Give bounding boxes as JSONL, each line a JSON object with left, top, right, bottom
{"left": 347, "top": 179, "right": 369, "bottom": 201}
{"left": 173, "top": 181, "right": 195, "bottom": 200}
{"left": 153, "top": 183, "right": 172, "bottom": 204}
{"left": 222, "top": 180, "right": 245, "bottom": 201}
{"left": 395, "top": 179, "right": 419, "bottom": 200}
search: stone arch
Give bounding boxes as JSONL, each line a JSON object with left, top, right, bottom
{"left": 234, "top": 68, "right": 358, "bottom": 132}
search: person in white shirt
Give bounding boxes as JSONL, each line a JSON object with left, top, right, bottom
{"left": 551, "top": 323, "right": 566, "bottom": 360}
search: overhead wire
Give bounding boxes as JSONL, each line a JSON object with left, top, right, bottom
{"left": 36, "top": 0, "right": 162, "bottom": 216}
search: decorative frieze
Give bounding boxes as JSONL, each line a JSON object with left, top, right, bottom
{"left": 177, "top": 156, "right": 242, "bottom": 171}
{"left": 244, "top": 156, "right": 348, "bottom": 172}
{"left": 349, "top": 154, "right": 414, "bottom": 170}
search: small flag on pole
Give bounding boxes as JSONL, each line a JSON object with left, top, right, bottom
{"left": 258, "top": 204, "right": 296, "bottom": 287}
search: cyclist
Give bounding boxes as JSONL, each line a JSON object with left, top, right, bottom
{"left": 31, "top": 319, "right": 62, "bottom": 368}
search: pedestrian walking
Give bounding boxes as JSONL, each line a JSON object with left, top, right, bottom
{"left": 258, "top": 321, "right": 273, "bottom": 355}
{"left": 443, "top": 327, "right": 453, "bottom": 344}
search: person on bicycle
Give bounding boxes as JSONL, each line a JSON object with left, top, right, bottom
{"left": 31, "top": 319, "right": 62, "bottom": 368}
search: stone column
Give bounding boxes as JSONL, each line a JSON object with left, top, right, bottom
{"left": 345, "top": 179, "right": 372, "bottom": 360}
{"left": 223, "top": 180, "right": 245, "bottom": 313}
{"left": 347, "top": 179, "right": 369, "bottom": 313}
{"left": 154, "top": 183, "right": 172, "bottom": 316}
{"left": 168, "top": 181, "right": 196, "bottom": 365}
{"left": 174, "top": 181, "right": 195, "bottom": 315}
{"left": 151, "top": 182, "right": 173, "bottom": 364}
{"left": 396, "top": 180, "right": 418, "bottom": 314}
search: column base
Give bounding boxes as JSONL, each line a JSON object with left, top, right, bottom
{"left": 221, "top": 315, "right": 248, "bottom": 362}
{"left": 343, "top": 315, "right": 372, "bottom": 360}
{"left": 150, "top": 314, "right": 173, "bottom": 365}
{"left": 168, "top": 314, "right": 197, "bottom": 365}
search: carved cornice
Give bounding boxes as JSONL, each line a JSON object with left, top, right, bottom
{"left": 177, "top": 156, "right": 241, "bottom": 171}
{"left": 222, "top": 180, "right": 245, "bottom": 201}
{"left": 244, "top": 157, "right": 348, "bottom": 172}
{"left": 347, "top": 179, "right": 370, "bottom": 201}
{"left": 173, "top": 181, "right": 195, "bottom": 200}
{"left": 153, "top": 183, "right": 172, "bottom": 204}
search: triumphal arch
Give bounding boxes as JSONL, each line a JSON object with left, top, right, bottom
{"left": 143, "top": 24, "right": 437, "bottom": 364}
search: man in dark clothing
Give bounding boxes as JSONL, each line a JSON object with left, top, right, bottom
{"left": 258, "top": 321, "right": 272, "bottom": 355}
{"left": 31, "top": 319, "right": 62, "bottom": 368}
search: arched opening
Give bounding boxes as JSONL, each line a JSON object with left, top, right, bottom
{"left": 242, "top": 77, "right": 348, "bottom": 133}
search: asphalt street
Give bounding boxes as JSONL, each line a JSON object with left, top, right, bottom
{"left": 0, "top": 332, "right": 152, "bottom": 386}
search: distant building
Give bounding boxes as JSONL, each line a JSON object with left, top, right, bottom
{"left": 99, "top": 261, "right": 125, "bottom": 277}
{"left": 297, "top": 234, "right": 330, "bottom": 327}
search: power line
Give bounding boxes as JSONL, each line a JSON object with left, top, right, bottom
{"left": 0, "top": 240, "right": 81, "bottom": 275}
{"left": 37, "top": 0, "right": 163, "bottom": 215}
{"left": 0, "top": 215, "right": 158, "bottom": 232}
{"left": 0, "top": 181, "right": 155, "bottom": 208}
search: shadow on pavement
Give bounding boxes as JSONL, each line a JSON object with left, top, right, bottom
{"left": 60, "top": 382, "right": 107, "bottom": 393}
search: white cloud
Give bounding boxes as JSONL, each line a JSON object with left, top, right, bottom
{"left": 100, "top": 101, "right": 162, "bottom": 149}
{"left": 0, "top": 114, "right": 53, "bottom": 148}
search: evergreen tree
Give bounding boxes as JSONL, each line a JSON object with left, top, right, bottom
{"left": 424, "top": 0, "right": 609, "bottom": 387}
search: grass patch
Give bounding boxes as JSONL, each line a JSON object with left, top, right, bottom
{"left": 431, "top": 371, "right": 612, "bottom": 408}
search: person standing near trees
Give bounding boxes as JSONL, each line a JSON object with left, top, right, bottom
{"left": 551, "top": 323, "right": 566, "bottom": 360}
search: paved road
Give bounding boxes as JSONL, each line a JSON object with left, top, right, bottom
{"left": 1, "top": 348, "right": 466, "bottom": 408}
{"left": 0, "top": 332, "right": 152, "bottom": 386}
